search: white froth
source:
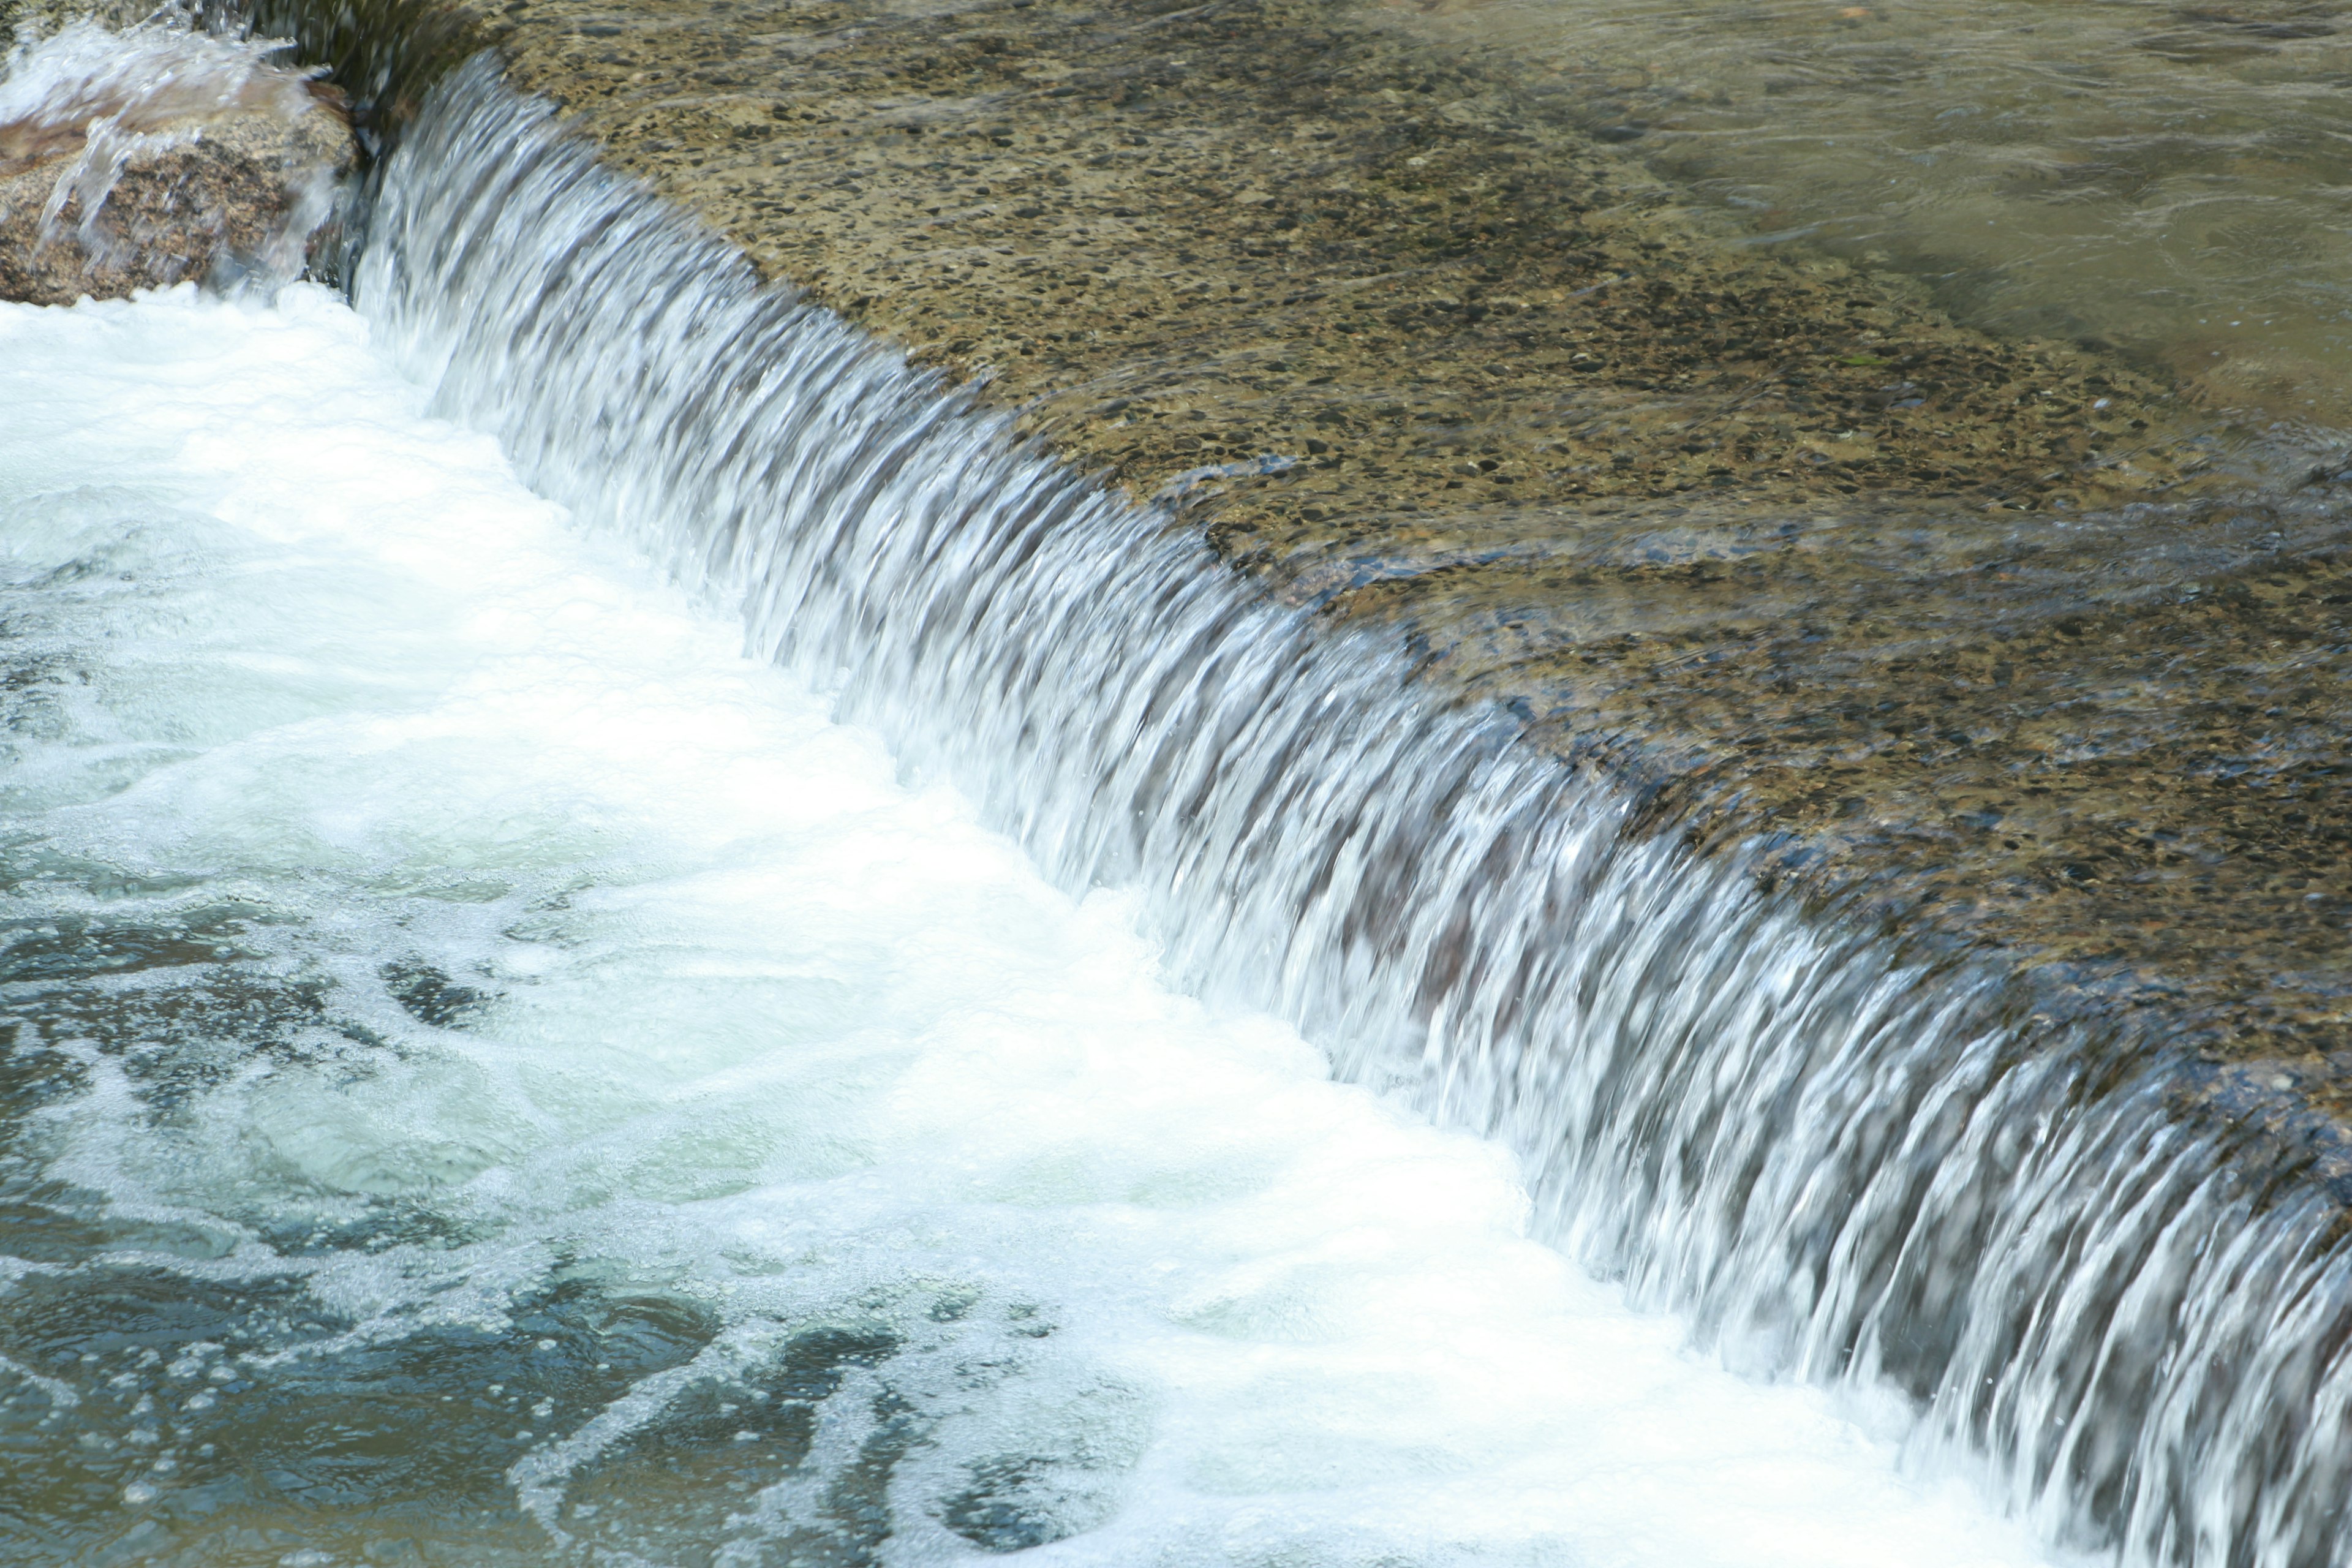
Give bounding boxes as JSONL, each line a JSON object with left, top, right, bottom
{"left": 0, "top": 285, "right": 2071, "bottom": 1566}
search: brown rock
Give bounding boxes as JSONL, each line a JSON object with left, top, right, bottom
{"left": 0, "top": 23, "right": 356, "bottom": 304}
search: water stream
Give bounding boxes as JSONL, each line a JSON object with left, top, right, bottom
{"left": 2, "top": 23, "right": 2351, "bottom": 1568}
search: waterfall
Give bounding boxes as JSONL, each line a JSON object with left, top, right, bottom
{"left": 349, "top": 55, "right": 2352, "bottom": 1568}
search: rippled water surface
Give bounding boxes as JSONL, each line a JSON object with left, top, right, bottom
{"left": 1397, "top": 0, "right": 2352, "bottom": 421}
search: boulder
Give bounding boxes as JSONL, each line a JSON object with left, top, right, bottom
{"left": 0, "top": 21, "right": 356, "bottom": 304}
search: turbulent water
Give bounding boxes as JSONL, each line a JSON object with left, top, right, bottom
{"left": 4, "top": 20, "right": 2352, "bottom": 1568}
{"left": 0, "top": 243, "right": 2080, "bottom": 1568}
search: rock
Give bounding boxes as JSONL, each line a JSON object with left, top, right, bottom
{"left": 0, "top": 21, "right": 356, "bottom": 304}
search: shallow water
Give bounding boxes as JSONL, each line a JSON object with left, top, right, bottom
{"left": 1393, "top": 0, "right": 2352, "bottom": 424}
{"left": 0, "top": 285, "right": 2078, "bottom": 1566}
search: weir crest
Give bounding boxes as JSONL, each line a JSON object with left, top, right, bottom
{"left": 339, "top": 54, "right": 2352, "bottom": 1566}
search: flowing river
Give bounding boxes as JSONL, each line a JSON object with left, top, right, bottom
{"left": 2, "top": 15, "right": 2350, "bottom": 1567}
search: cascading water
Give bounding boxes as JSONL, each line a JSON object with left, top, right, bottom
{"left": 0, "top": 22, "right": 2345, "bottom": 1567}
{"left": 347, "top": 58, "right": 2352, "bottom": 1567}
{"left": 0, "top": 24, "right": 2086, "bottom": 1568}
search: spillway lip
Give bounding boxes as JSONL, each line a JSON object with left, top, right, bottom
{"left": 230, "top": 0, "right": 2352, "bottom": 1203}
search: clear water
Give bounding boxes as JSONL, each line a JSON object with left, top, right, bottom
{"left": 1393, "top": 0, "right": 2352, "bottom": 427}
{"left": 0, "top": 284, "right": 2074, "bottom": 1565}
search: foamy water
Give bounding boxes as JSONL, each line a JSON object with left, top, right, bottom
{"left": 0, "top": 284, "right": 2075, "bottom": 1564}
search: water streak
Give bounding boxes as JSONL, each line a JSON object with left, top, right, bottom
{"left": 352, "top": 58, "right": 2352, "bottom": 1567}
{"left": 0, "top": 20, "right": 334, "bottom": 274}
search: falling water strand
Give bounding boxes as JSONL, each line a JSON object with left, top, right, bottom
{"left": 0, "top": 20, "right": 336, "bottom": 274}
{"left": 353, "top": 58, "right": 2352, "bottom": 1568}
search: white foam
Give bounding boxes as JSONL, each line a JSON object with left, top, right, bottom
{"left": 0, "top": 283, "right": 2075, "bottom": 1566}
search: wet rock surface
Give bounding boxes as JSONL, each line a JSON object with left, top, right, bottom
{"left": 0, "top": 22, "right": 353, "bottom": 304}
{"left": 1390, "top": 0, "right": 2352, "bottom": 435}
{"left": 280, "top": 0, "right": 2352, "bottom": 1125}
